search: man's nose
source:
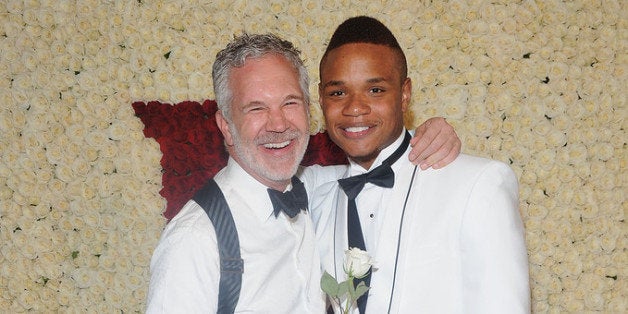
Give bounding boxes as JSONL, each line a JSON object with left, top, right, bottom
{"left": 342, "top": 95, "right": 370, "bottom": 117}
{"left": 266, "top": 108, "right": 289, "bottom": 132}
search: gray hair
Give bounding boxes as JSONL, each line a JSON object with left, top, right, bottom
{"left": 212, "top": 33, "right": 310, "bottom": 121}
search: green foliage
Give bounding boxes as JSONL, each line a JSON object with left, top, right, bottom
{"left": 320, "top": 270, "right": 369, "bottom": 314}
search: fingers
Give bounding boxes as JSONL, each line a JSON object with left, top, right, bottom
{"left": 408, "top": 118, "right": 443, "bottom": 161}
{"left": 409, "top": 118, "right": 429, "bottom": 147}
{"left": 408, "top": 117, "right": 461, "bottom": 169}
{"left": 421, "top": 136, "right": 461, "bottom": 170}
{"left": 415, "top": 132, "right": 457, "bottom": 168}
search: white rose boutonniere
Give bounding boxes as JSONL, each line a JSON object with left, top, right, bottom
{"left": 344, "top": 247, "right": 372, "bottom": 278}
{"left": 321, "top": 247, "right": 373, "bottom": 314}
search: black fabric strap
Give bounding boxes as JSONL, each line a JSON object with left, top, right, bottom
{"left": 193, "top": 178, "right": 243, "bottom": 314}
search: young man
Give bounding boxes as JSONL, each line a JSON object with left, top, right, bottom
{"left": 146, "top": 33, "right": 461, "bottom": 313}
{"left": 313, "top": 16, "right": 530, "bottom": 313}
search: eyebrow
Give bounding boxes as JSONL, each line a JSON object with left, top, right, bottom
{"left": 321, "top": 80, "right": 343, "bottom": 88}
{"left": 242, "top": 94, "right": 304, "bottom": 108}
{"left": 284, "top": 94, "right": 305, "bottom": 102}
{"left": 322, "top": 77, "right": 388, "bottom": 88}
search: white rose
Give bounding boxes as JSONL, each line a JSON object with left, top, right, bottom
{"left": 98, "top": 253, "right": 116, "bottom": 272}
{"left": 536, "top": 149, "right": 556, "bottom": 170}
{"left": 592, "top": 142, "right": 614, "bottom": 161}
{"left": 531, "top": 285, "right": 547, "bottom": 301}
{"left": 468, "top": 116, "right": 494, "bottom": 138}
{"left": 70, "top": 268, "right": 95, "bottom": 288}
{"left": 467, "top": 83, "right": 486, "bottom": 100}
{"left": 36, "top": 284, "right": 60, "bottom": 311}
{"left": 584, "top": 292, "right": 605, "bottom": 311}
{"left": 343, "top": 248, "right": 372, "bottom": 278}
{"left": 543, "top": 175, "right": 562, "bottom": 196}
{"left": 532, "top": 119, "right": 552, "bottom": 136}
{"left": 608, "top": 297, "right": 627, "bottom": 312}
{"left": 568, "top": 143, "right": 588, "bottom": 165}
{"left": 35, "top": 252, "right": 64, "bottom": 280}
{"left": 104, "top": 289, "right": 123, "bottom": 308}
{"left": 124, "top": 273, "right": 143, "bottom": 290}
{"left": 547, "top": 129, "right": 567, "bottom": 147}
{"left": 16, "top": 289, "right": 39, "bottom": 312}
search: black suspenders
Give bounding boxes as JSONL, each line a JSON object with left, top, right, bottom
{"left": 192, "top": 179, "right": 243, "bottom": 314}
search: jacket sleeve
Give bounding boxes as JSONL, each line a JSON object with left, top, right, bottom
{"left": 460, "top": 161, "right": 531, "bottom": 313}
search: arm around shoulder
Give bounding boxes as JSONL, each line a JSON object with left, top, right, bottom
{"left": 460, "top": 161, "right": 531, "bottom": 313}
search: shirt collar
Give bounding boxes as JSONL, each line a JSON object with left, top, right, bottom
{"left": 217, "top": 158, "right": 283, "bottom": 222}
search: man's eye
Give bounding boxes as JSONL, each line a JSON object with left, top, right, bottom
{"left": 328, "top": 90, "right": 344, "bottom": 97}
{"left": 370, "top": 87, "right": 384, "bottom": 93}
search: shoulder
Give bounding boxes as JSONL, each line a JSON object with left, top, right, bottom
{"left": 432, "top": 154, "right": 515, "bottom": 179}
{"left": 450, "top": 154, "right": 509, "bottom": 169}
{"left": 417, "top": 154, "right": 518, "bottom": 194}
{"left": 299, "top": 164, "right": 348, "bottom": 193}
{"left": 150, "top": 199, "right": 219, "bottom": 276}
{"left": 156, "top": 200, "right": 216, "bottom": 248}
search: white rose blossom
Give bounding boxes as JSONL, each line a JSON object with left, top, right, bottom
{"left": 344, "top": 248, "right": 373, "bottom": 278}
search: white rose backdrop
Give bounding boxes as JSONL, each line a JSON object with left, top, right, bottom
{"left": 0, "top": 0, "right": 625, "bottom": 312}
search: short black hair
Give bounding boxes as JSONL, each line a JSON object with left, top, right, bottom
{"left": 321, "top": 16, "right": 407, "bottom": 78}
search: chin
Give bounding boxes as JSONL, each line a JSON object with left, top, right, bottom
{"left": 265, "top": 170, "right": 297, "bottom": 183}
{"left": 265, "top": 159, "right": 299, "bottom": 178}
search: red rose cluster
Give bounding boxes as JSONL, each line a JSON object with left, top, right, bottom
{"left": 132, "top": 100, "right": 347, "bottom": 219}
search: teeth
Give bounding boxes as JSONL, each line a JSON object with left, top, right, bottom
{"left": 264, "top": 140, "right": 290, "bottom": 149}
{"left": 345, "top": 126, "right": 369, "bottom": 133}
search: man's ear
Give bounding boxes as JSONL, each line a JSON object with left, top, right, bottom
{"left": 401, "top": 77, "right": 412, "bottom": 112}
{"left": 215, "top": 110, "right": 234, "bottom": 146}
{"left": 318, "top": 82, "right": 324, "bottom": 108}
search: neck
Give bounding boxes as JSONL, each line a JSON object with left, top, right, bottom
{"left": 252, "top": 173, "right": 290, "bottom": 192}
{"left": 349, "top": 130, "right": 409, "bottom": 170}
{"left": 229, "top": 155, "right": 291, "bottom": 192}
{"left": 350, "top": 151, "right": 381, "bottom": 170}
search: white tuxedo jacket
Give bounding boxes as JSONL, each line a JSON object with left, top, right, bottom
{"left": 312, "top": 153, "right": 530, "bottom": 314}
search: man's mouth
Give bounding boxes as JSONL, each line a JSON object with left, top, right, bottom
{"left": 344, "top": 126, "right": 370, "bottom": 133}
{"left": 343, "top": 126, "right": 370, "bottom": 135}
{"left": 263, "top": 140, "right": 291, "bottom": 149}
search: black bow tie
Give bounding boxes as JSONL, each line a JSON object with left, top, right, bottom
{"left": 338, "top": 165, "right": 394, "bottom": 200}
{"left": 267, "top": 176, "right": 309, "bottom": 218}
{"left": 338, "top": 131, "right": 411, "bottom": 200}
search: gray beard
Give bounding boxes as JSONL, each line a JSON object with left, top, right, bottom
{"left": 230, "top": 124, "right": 308, "bottom": 182}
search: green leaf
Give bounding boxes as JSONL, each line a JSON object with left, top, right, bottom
{"left": 354, "top": 281, "right": 370, "bottom": 299}
{"left": 321, "top": 271, "right": 340, "bottom": 297}
{"left": 71, "top": 251, "right": 79, "bottom": 259}
{"left": 337, "top": 280, "right": 350, "bottom": 298}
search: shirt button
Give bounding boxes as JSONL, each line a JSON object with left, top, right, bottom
{"left": 369, "top": 213, "right": 374, "bottom": 218}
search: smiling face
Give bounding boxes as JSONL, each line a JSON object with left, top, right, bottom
{"left": 319, "top": 43, "right": 411, "bottom": 169}
{"left": 216, "top": 53, "right": 309, "bottom": 191}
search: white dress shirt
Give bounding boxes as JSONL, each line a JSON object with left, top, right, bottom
{"left": 147, "top": 158, "right": 341, "bottom": 313}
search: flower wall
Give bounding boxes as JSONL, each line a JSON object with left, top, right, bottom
{"left": 0, "top": 0, "right": 625, "bottom": 312}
